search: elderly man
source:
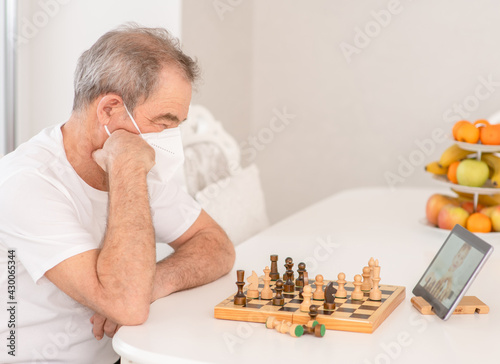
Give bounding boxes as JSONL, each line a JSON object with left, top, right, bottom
{"left": 0, "top": 25, "right": 235, "bottom": 363}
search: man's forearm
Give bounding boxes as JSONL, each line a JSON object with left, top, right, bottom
{"left": 152, "top": 226, "right": 235, "bottom": 301}
{"left": 96, "top": 163, "right": 156, "bottom": 321}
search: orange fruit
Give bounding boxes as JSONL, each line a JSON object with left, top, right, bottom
{"left": 466, "top": 212, "right": 492, "bottom": 233}
{"left": 455, "top": 122, "right": 480, "bottom": 143}
{"left": 447, "top": 161, "right": 460, "bottom": 184}
{"left": 452, "top": 120, "right": 471, "bottom": 140}
{"left": 480, "top": 124, "right": 500, "bottom": 145}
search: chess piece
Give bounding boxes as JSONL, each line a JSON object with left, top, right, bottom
{"left": 295, "top": 262, "right": 306, "bottom": 288}
{"left": 370, "top": 262, "right": 382, "bottom": 301}
{"left": 313, "top": 275, "right": 325, "bottom": 301}
{"left": 336, "top": 272, "right": 347, "bottom": 299}
{"left": 283, "top": 257, "right": 294, "bottom": 280}
{"left": 323, "top": 281, "right": 336, "bottom": 311}
{"left": 361, "top": 266, "right": 371, "bottom": 291}
{"left": 234, "top": 270, "right": 246, "bottom": 305}
{"left": 284, "top": 269, "right": 295, "bottom": 293}
{"left": 369, "top": 257, "right": 376, "bottom": 288}
{"left": 266, "top": 316, "right": 304, "bottom": 337}
{"left": 351, "top": 274, "right": 363, "bottom": 300}
{"left": 300, "top": 284, "right": 313, "bottom": 312}
{"left": 304, "top": 271, "right": 309, "bottom": 286}
{"left": 273, "top": 280, "right": 285, "bottom": 306}
{"left": 246, "top": 270, "right": 259, "bottom": 299}
{"left": 309, "top": 305, "right": 319, "bottom": 321}
{"left": 270, "top": 255, "right": 279, "bottom": 281}
{"left": 261, "top": 266, "right": 273, "bottom": 300}
{"left": 302, "top": 320, "right": 326, "bottom": 338}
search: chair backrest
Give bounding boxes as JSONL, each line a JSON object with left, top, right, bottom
{"left": 179, "top": 105, "right": 270, "bottom": 245}
{"left": 180, "top": 105, "right": 241, "bottom": 197}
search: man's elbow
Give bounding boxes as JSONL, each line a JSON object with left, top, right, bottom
{"left": 113, "top": 303, "right": 150, "bottom": 326}
{"left": 219, "top": 231, "right": 236, "bottom": 275}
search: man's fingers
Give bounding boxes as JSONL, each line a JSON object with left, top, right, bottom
{"left": 103, "top": 319, "right": 120, "bottom": 338}
{"left": 92, "top": 149, "right": 107, "bottom": 172}
{"left": 92, "top": 314, "right": 106, "bottom": 340}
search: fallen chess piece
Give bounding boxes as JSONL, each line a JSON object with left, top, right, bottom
{"left": 265, "top": 316, "right": 304, "bottom": 338}
{"left": 302, "top": 320, "right": 326, "bottom": 338}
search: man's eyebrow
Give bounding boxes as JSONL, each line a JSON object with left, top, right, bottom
{"left": 152, "top": 113, "right": 187, "bottom": 123}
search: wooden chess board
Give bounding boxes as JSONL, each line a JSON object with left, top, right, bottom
{"left": 214, "top": 277, "right": 406, "bottom": 333}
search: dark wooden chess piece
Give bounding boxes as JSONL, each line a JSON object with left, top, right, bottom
{"left": 234, "top": 270, "right": 246, "bottom": 305}
{"left": 284, "top": 269, "right": 295, "bottom": 293}
{"left": 295, "top": 262, "right": 305, "bottom": 288}
{"left": 309, "top": 305, "right": 319, "bottom": 320}
{"left": 272, "top": 280, "right": 285, "bottom": 306}
{"left": 283, "top": 257, "right": 294, "bottom": 280}
{"left": 323, "top": 281, "right": 336, "bottom": 311}
{"left": 269, "top": 255, "right": 279, "bottom": 281}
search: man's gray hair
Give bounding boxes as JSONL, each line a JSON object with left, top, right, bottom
{"left": 72, "top": 23, "right": 199, "bottom": 112}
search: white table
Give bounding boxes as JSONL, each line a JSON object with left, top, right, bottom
{"left": 113, "top": 187, "right": 500, "bottom": 364}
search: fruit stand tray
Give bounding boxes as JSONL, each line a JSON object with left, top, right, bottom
{"left": 432, "top": 175, "right": 499, "bottom": 195}
{"left": 454, "top": 140, "right": 500, "bottom": 153}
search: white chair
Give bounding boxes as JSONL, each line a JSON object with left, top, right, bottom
{"left": 179, "top": 105, "right": 270, "bottom": 245}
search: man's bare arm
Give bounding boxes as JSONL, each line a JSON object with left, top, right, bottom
{"left": 152, "top": 209, "right": 236, "bottom": 301}
{"left": 46, "top": 130, "right": 156, "bottom": 325}
{"left": 90, "top": 209, "right": 235, "bottom": 339}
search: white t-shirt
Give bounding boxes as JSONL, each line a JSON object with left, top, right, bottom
{"left": 0, "top": 123, "right": 201, "bottom": 364}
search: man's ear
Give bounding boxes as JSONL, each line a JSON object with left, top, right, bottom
{"left": 96, "top": 94, "right": 123, "bottom": 127}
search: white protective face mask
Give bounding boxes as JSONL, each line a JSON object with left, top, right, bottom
{"left": 104, "top": 105, "right": 185, "bottom": 183}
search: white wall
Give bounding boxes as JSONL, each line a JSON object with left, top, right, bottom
{"left": 16, "top": 0, "right": 182, "bottom": 146}
{"left": 182, "top": 0, "right": 500, "bottom": 223}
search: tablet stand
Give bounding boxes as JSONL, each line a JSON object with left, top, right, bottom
{"left": 411, "top": 296, "right": 489, "bottom": 315}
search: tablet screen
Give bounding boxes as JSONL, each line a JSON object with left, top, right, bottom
{"left": 413, "top": 224, "right": 493, "bottom": 320}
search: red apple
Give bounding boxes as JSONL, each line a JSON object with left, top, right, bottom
{"left": 426, "top": 194, "right": 460, "bottom": 226}
{"left": 460, "top": 201, "right": 484, "bottom": 214}
{"left": 437, "top": 204, "right": 469, "bottom": 230}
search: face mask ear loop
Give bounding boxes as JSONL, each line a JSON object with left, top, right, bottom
{"left": 104, "top": 125, "right": 111, "bottom": 136}
{"left": 124, "top": 104, "right": 144, "bottom": 139}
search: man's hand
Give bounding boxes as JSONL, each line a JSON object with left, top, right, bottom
{"left": 92, "top": 129, "right": 155, "bottom": 173}
{"left": 90, "top": 313, "right": 121, "bottom": 340}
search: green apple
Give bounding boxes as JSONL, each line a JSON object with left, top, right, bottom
{"left": 456, "top": 159, "right": 489, "bottom": 187}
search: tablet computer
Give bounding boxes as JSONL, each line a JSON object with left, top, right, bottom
{"left": 412, "top": 224, "right": 493, "bottom": 320}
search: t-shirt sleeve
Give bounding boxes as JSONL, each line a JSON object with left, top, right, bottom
{"left": 149, "top": 180, "right": 202, "bottom": 244}
{"left": 0, "top": 172, "right": 99, "bottom": 284}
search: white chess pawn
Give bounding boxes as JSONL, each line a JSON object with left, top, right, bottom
{"left": 336, "top": 272, "right": 347, "bottom": 299}
{"left": 351, "top": 274, "right": 363, "bottom": 300}
{"left": 313, "top": 275, "right": 325, "bottom": 301}
{"left": 300, "top": 285, "right": 313, "bottom": 312}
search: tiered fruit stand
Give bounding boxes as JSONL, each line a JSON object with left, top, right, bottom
{"left": 431, "top": 140, "right": 500, "bottom": 212}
